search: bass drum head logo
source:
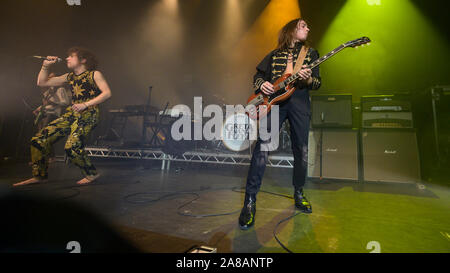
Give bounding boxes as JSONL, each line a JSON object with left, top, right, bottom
{"left": 221, "top": 113, "right": 257, "bottom": 152}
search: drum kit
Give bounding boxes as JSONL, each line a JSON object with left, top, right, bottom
{"left": 219, "top": 112, "right": 257, "bottom": 152}
{"left": 100, "top": 92, "right": 292, "bottom": 155}
{"left": 199, "top": 94, "right": 255, "bottom": 153}
{"left": 202, "top": 95, "right": 291, "bottom": 154}
{"left": 210, "top": 111, "right": 291, "bottom": 154}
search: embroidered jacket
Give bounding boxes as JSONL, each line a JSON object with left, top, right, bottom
{"left": 252, "top": 42, "right": 321, "bottom": 113}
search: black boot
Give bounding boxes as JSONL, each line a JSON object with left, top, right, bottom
{"left": 294, "top": 188, "right": 312, "bottom": 213}
{"left": 238, "top": 196, "right": 256, "bottom": 230}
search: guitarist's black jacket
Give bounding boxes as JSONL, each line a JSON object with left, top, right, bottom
{"left": 252, "top": 42, "right": 321, "bottom": 114}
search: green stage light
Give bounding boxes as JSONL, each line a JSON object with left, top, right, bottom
{"left": 366, "top": 0, "right": 381, "bottom": 6}
{"left": 316, "top": 0, "right": 449, "bottom": 96}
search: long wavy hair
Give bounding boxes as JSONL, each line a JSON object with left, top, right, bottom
{"left": 277, "top": 18, "right": 307, "bottom": 51}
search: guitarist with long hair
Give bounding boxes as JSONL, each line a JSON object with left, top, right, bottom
{"left": 239, "top": 18, "right": 321, "bottom": 230}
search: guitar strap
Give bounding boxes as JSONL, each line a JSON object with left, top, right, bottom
{"left": 293, "top": 45, "right": 310, "bottom": 74}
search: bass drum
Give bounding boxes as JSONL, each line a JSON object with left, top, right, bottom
{"left": 221, "top": 113, "right": 257, "bottom": 152}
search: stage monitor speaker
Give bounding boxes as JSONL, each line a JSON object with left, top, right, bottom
{"left": 311, "top": 94, "right": 353, "bottom": 128}
{"left": 308, "top": 129, "right": 359, "bottom": 181}
{"left": 361, "top": 129, "right": 421, "bottom": 183}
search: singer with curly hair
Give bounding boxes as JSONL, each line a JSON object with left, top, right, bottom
{"left": 14, "top": 47, "right": 112, "bottom": 186}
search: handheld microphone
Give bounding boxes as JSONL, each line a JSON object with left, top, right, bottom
{"left": 32, "top": 56, "right": 63, "bottom": 63}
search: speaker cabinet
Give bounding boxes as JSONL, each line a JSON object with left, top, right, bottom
{"left": 308, "top": 129, "right": 359, "bottom": 180}
{"left": 361, "top": 129, "right": 421, "bottom": 183}
{"left": 311, "top": 94, "right": 353, "bottom": 128}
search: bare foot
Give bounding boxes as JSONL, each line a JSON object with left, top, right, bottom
{"left": 13, "top": 177, "right": 47, "bottom": 187}
{"left": 76, "top": 174, "right": 100, "bottom": 185}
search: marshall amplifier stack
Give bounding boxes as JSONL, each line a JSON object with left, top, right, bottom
{"left": 308, "top": 93, "right": 421, "bottom": 183}
{"left": 361, "top": 95, "right": 421, "bottom": 183}
{"left": 361, "top": 95, "right": 413, "bottom": 129}
{"left": 309, "top": 94, "right": 359, "bottom": 181}
{"left": 311, "top": 94, "right": 353, "bottom": 128}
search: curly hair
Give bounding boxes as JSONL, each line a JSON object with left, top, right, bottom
{"left": 67, "top": 47, "right": 98, "bottom": 71}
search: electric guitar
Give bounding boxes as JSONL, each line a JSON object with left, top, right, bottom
{"left": 246, "top": 36, "right": 371, "bottom": 120}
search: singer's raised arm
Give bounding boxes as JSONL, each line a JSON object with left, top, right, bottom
{"left": 37, "top": 70, "right": 68, "bottom": 87}
{"left": 37, "top": 56, "right": 68, "bottom": 87}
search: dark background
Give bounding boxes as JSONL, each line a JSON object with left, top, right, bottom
{"left": 0, "top": 0, "right": 448, "bottom": 180}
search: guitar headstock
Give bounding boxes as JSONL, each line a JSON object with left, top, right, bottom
{"left": 344, "top": 36, "right": 371, "bottom": 48}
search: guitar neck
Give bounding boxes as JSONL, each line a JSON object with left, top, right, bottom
{"left": 284, "top": 44, "right": 346, "bottom": 85}
{"left": 308, "top": 44, "right": 346, "bottom": 69}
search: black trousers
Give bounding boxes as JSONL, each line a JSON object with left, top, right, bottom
{"left": 244, "top": 96, "right": 311, "bottom": 202}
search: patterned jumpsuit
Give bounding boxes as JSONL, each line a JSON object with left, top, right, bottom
{"left": 30, "top": 70, "right": 101, "bottom": 179}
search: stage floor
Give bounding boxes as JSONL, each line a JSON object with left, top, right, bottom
{"left": 1, "top": 159, "right": 449, "bottom": 253}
